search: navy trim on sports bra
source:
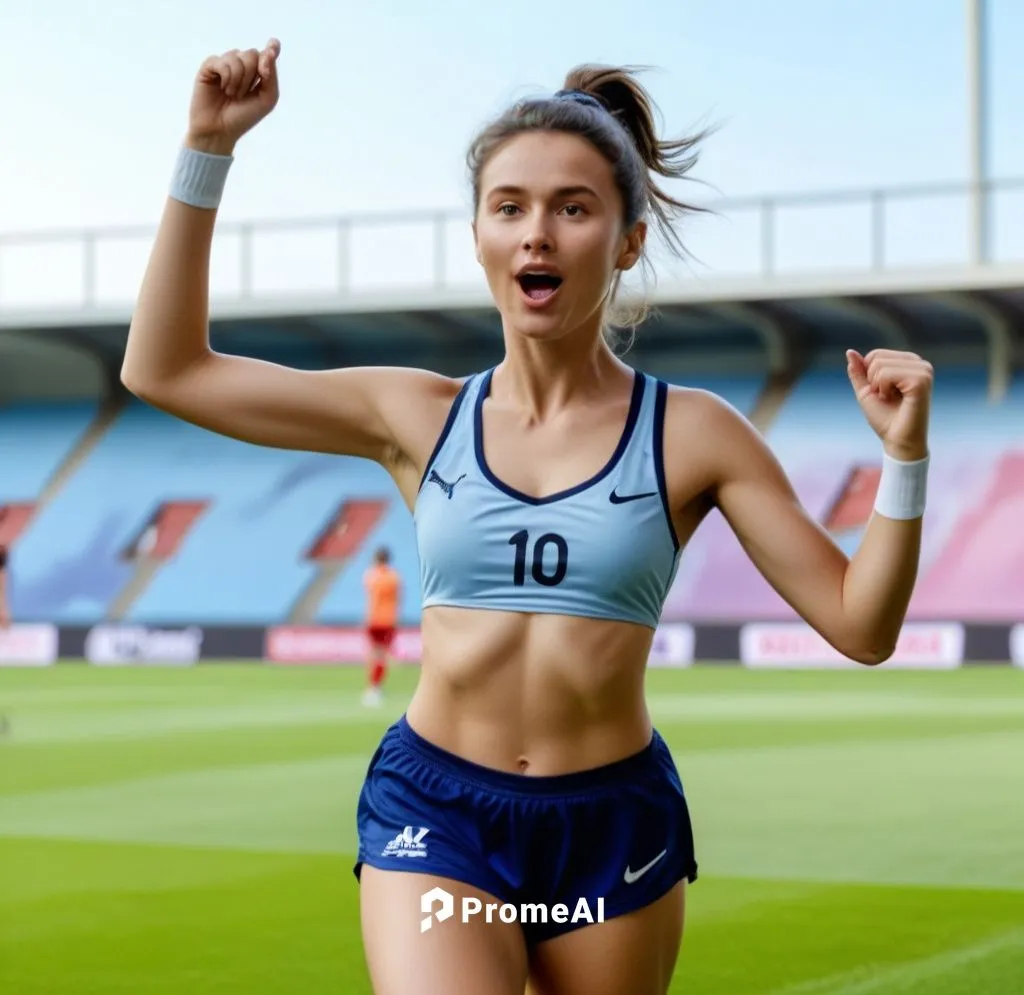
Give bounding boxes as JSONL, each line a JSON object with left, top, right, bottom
{"left": 473, "top": 367, "right": 646, "bottom": 506}
{"left": 418, "top": 376, "right": 474, "bottom": 492}
{"left": 653, "top": 379, "right": 680, "bottom": 552}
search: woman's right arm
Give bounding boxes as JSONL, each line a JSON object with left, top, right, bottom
{"left": 122, "top": 38, "right": 443, "bottom": 464}
{"left": 122, "top": 194, "right": 443, "bottom": 462}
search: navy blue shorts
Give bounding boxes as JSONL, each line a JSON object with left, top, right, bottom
{"left": 353, "top": 715, "right": 697, "bottom": 943}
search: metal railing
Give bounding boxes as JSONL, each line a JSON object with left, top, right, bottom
{"left": 1, "top": 177, "right": 1022, "bottom": 316}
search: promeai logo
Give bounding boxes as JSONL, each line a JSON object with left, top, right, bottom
{"left": 420, "top": 886, "right": 455, "bottom": 932}
{"left": 419, "top": 887, "right": 604, "bottom": 932}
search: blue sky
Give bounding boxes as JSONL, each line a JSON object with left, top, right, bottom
{"left": 2, "top": 0, "right": 1022, "bottom": 305}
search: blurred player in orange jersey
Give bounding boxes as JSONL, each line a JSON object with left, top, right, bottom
{"left": 362, "top": 547, "right": 401, "bottom": 707}
{"left": 0, "top": 545, "right": 11, "bottom": 629}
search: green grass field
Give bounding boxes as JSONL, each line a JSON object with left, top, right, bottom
{"left": 1, "top": 662, "right": 1022, "bottom": 994}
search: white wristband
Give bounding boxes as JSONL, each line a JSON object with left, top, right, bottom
{"left": 169, "top": 146, "right": 234, "bottom": 210}
{"left": 874, "top": 452, "right": 929, "bottom": 520}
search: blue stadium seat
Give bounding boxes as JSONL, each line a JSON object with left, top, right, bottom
{"left": 663, "top": 365, "right": 1024, "bottom": 622}
{"left": 315, "top": 501, "right": 422, "bottom": 625}
{"left": 0, "top": 401, "right": 98, "bottom": 501}
{"left": 12, "top": 402, "right": 399, "bottom": 624}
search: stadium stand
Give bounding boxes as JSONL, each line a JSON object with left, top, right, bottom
{"left": 3, "top": 369, "right": 767, "bottom": 625}
{"left": 8, "top": 400, "right": 400, "bottom": 624}
{"left": 0, "top": 400, "right": 99, "bottom": 503}
{"left": 2, "top": 245, "right": 1023, "bottom": 643}
{"left": 4, "top": 363, "right": 1023, "bottom": 626}
{"left": 666, "top": 364, "right": 1024, "bottom": 622}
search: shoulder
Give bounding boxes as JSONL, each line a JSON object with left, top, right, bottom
{"left": 662, "top": 383, "right": 753, "bottom": 442}
{"left": 661, "top": 383, "right": 775, "bottom": 486}
{"left": 366, "top": 368, "right": 475, "bottom": 474}
{"left": 380, "top": 368, "right": 477, "bottom": 426}
{"left": 366, "top": 367, "right": 467, "bottom": 406}
{"left": 420, "top": 369, "right": 472, "bottom": 399}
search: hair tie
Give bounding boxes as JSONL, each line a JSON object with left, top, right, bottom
{"left": 553, "top": 89, "right": 606, "bottom": 111}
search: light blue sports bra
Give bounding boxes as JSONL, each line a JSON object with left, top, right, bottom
{"left": 414, "top": 367, "right": 681, "bottom": 630}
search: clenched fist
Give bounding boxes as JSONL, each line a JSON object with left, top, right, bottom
{"left": 186, "top": 38, "right": 281, "bottom": 157}
{"left": 846, "top": 348, "right": 934, "bottom": 462}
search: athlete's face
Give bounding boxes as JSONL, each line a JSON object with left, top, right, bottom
{"left": 473, "top": 131, "right": 645, "bottom": 343}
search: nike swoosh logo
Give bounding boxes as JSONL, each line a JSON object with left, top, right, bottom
{"left": 623, "top": 848, "right": 668, "bottom": 884}
{"left": 609, "top": 489, "right": 658, "bottom": 504}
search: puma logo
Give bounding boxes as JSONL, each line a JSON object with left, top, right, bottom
{"left": 428, "top": 469, "right": 467, "bottom": 500}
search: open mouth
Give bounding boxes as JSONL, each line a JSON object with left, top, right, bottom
{"left": 517, "top": 273, "right": 563, "bottom": 303}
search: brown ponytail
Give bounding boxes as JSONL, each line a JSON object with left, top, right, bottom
{"left": 559, "top": 65, "right": 707, "bottom": 261}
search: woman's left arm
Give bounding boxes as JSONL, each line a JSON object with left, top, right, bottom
{"left": 687, "top": 349, "right": 933, "bottom": 665}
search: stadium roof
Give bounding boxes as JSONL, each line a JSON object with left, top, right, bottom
{"left": 2, "top": 177, "right": 1023, "bottom": 384}
{"left": 3, "top": 264, "right": 1021, "bottom": 379}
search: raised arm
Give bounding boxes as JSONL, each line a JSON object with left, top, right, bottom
{"left": 121, "top": 39, "right": 449, "bottom": 465}
{"left": 680, "top": 350, "right": 933, "bottom": 665}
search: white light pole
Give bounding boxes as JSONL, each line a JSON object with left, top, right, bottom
{"left": 967, "top": 0, "right": 989, "bottom": 265}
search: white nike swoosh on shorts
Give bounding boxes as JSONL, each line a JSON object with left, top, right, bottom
{"left": 623, "top": 848, "right": 668, "bottom": 884}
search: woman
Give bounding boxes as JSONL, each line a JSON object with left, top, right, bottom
{"left": 122, "top": 38, "right": 933, "bottom": 995}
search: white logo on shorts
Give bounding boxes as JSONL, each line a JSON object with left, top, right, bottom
{"left": 623, "top": 848, "right": 668, "bottom": 884}
{"left": 382, "top": 826, "right": 430, "bottom": 859}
